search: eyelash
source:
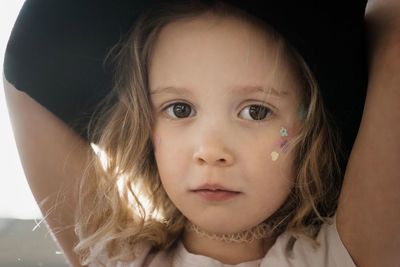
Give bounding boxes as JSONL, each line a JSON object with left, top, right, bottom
{"left": 161, "top": 101, "right": 274, "bottom": 121}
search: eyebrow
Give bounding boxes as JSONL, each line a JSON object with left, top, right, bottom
{"left": 150, "top": 85, "right": 288, "bottom": 97}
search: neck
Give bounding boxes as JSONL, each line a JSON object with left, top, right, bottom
{"left": 182, "top": 223, "right": 276, "bottom": 265}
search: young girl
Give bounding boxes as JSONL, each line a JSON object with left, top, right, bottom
{"left": 3, "top": 0, "right": 400, "bottom": 266}
{"left": 75, "top": 2, "right": 343, "bottom": 266}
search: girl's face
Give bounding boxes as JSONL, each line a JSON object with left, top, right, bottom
{"left": 149, "top": 14, "right": 302, "bottom": 234}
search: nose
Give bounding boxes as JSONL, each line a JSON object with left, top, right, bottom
{"left": 193, "top": 142, "right": 234, "bottom": 167}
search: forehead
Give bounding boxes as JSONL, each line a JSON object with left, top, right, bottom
{"left": 148, "top": 13, "right": 301, "bottom": 97}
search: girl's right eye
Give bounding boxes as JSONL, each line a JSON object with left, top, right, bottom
{"left": 163, "top": 102, "right": 194, "bottom": 119}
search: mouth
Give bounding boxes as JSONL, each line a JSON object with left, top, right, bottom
{"left": 191, "top": 184, "right": 241, "bottom": 201}
{"left": 192, "top": 183, "right": 240, "bottom": 192}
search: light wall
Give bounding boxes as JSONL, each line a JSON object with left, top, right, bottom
{"left": 0, "top": 0, "right": 42, "bottom": 219}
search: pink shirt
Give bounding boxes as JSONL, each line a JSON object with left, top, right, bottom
{"left": 94, "top": 215, "right": 355, "bottom": 267}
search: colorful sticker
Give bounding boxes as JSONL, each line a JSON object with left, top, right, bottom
{"left": 271, "top": 151, "right": 279, "bottom": 161}
{"left": 280, "top": 127, "right": 288, "bottom": 137}
{"left": 279, "top": 139, "right": 289, "bottom": 152}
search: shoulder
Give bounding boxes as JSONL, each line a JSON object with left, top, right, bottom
{"left": 262, "top": 215, "right": 355, "bottom": 267}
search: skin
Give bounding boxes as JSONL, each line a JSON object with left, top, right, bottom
{"left": 149, "top": 13, "right": 303, "bottom": 264}
{"left": 336, "top": 1, "right": 400, "bottom": 266}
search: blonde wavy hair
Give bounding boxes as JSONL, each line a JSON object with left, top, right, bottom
{"left": 74, "top": 1, "right": 342, "bottom": 265}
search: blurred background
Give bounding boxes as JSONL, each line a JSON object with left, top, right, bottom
{"left": 0, "top": 1, "right": 68, "bottom": 266}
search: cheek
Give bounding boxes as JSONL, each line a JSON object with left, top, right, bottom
{"left": 244, "top": 142, "right": 294, "bottom": 218}
{"left": 152, "top": 132, "right": 187, "bottom": 186}
{"left": 255, "top": 150, "right": 295, "bottom": 199}
{"left": 252, "top": 150, "right": 293, "bottom": 180}
{"left": 270, "top": 124, "right": 301, "bottom": 161}
{"left": 246, "top": 131, "right": 296, "bottom": 185}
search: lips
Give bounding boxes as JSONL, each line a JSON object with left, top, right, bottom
{"left": 192, "top": 183, "right": 239, "bottom": 193}
{"left": 191, "top": 184, "right": 241, "bottom": 201}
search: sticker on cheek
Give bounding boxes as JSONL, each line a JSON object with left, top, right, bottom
{"left": 280, "top": 127, "right": 288, "bottom": 137}
{"left": 271, "top": 151, "right": 279, "bottom": 161}
{"left": 279, "top": 139, "right": 290, "bottom": 152}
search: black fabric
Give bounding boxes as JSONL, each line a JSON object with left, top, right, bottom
{"left": 4, "top": 0, "right": 152, "bottom": 139}
{"left": 4, "top": 0, "right": 368, "bottom": 171}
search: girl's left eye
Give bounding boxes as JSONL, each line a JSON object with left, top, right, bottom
{"left": 239, "top": 105, "right": 273, "bottom": 121}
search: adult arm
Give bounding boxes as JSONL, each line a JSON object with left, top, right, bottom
{"left": 336, "top": 0, "right": 400, "bottom": 266}
{"left": 3, "top": 77, "right": 90, "bottom": 267}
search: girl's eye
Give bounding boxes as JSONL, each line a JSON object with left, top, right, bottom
{"left": 164, "top": 102, "right": 194, "bottom": 119}
{"left": 239, "top": 105, "right": 272, "bottom": 121}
